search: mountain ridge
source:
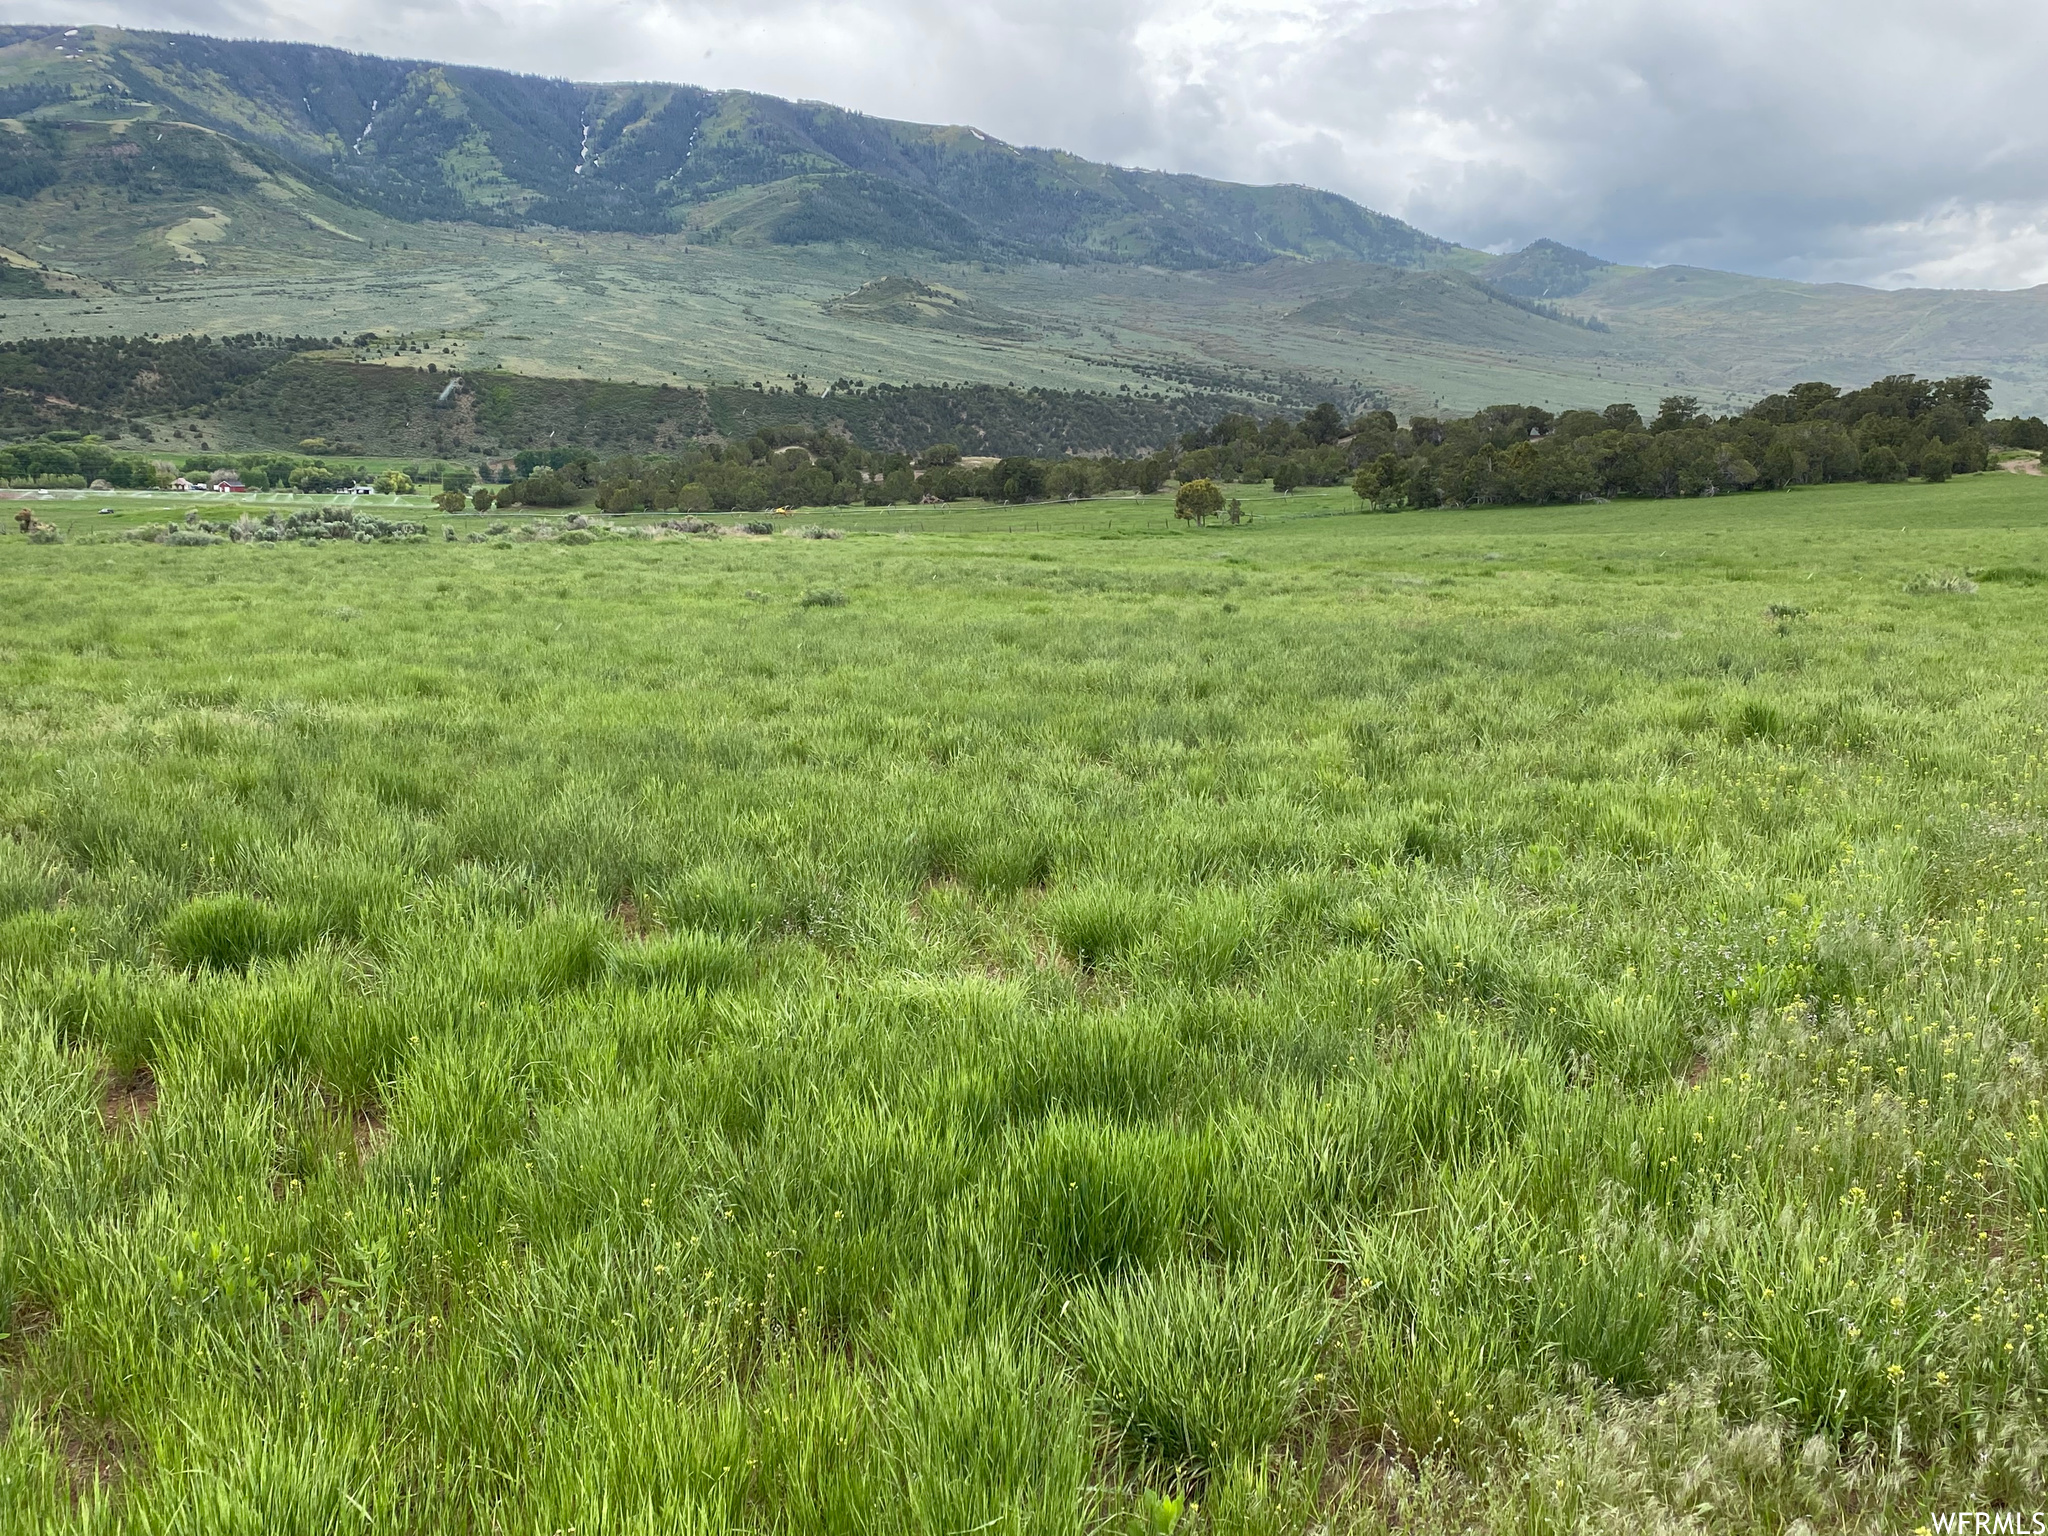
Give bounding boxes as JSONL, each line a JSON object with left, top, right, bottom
{"left": 0, "top": 24, "right": 1469, "bottom": 271}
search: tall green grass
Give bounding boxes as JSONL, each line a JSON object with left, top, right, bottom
{"left": 1, "top": 475, "right": 2047, "bottom": 1528}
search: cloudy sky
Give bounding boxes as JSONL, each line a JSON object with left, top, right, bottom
{"left": 15, "top": 0, "right": 2048, "bottom": 289}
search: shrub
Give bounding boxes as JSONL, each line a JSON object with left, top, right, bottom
{"left": 792, "top": 525, "right": 843, "bottom": 540}
{"left": 1903, "top": 572, "right": 1978, "bottom": 595}
{"left": 737, "top": 520, "right": 775, "bottom": 536}
{"left": 798, "top": 588, "right": 848, "bottom": 607}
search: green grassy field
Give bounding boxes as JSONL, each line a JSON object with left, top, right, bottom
{"left": 3, "top": 474, "right": 2048, "bottom": 1531}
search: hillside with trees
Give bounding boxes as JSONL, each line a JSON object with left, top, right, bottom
{"left": 212, "top": 357, "right": 1244, "bottom": 460}
{"left": 0, "top": 26, "right": 1462, "bottom": 271}
{"left": 0, "top": 333, "right": 328, "bottom": 439}
{"left": 0, "top": 334, "right": 1251, "bottom": 458}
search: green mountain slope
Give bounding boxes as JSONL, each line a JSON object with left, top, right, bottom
{"left": 0, "top": 24, "right": 1459, "bottom": 269}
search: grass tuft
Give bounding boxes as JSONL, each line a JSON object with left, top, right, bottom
{"left": 1065, "top": 1256, "right": 1330, "bottom": 1466}
{"left": 155, "top": 895, "right": 308, "bottom": 971}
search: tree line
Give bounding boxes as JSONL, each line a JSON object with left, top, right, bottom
{"left": 482, "top": 373, "right": 2005, "bottom": 516}
{"left": 0, "top": 440, "right": 438, "bottom": 493}
{"left": 476, "top": 429, "right": 1199, "bottom": 515}
{"left": 0, "top": 367, "right": 2016, "bottom": 512}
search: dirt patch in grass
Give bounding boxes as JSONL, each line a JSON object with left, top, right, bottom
{"left": 100, "top": 1065, "right": 156, "bottom": 1135}
{"left": 61, "top": 1416, "right": 138, "bottom": 1507}
{"left": 292, "top": 1283, "right": 333, "bottom": 1326}
{"left": 352, "top": 1103, "right": 390, "bottom": 1165}
{"left": 3, "top": 1295, "right": 56, "bottom": 1359}
{"left": 613, "top": 891, "right": 650, "bottom": 937}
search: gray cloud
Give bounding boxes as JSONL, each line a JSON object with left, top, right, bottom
{"left": 16, "top": 0, "right": 2048, "bottom": 287}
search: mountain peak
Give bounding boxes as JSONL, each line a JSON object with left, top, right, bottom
{"left": 1483, "top": 239, "right": 1614, "bottom": 299}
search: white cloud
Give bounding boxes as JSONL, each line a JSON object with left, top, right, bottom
{"left": 14, "top": 0, "right": 2048, "bottom": 287}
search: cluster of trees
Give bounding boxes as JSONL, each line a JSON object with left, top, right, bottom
{"left": 175, "top": 451, "right": 482, "bottom": 495}
{"left": 514, "top": 428, "right": 1187, "bottom": 515}
{"left": 1173, "top": 401, "right": 1358, "bottom": 491}
{"left": 0, "top": 436, "right": 159, "bottom": 488}
{"left": 0, "top": 439, "right": 482, "bottom": 495}
{"left": 0, "top": 438, "right": 384, "bottom": 492}
{"left": 550, "top": 431, "right": 881, "bottom": 514}
{"left": 912, "top": 452, "right": 1179, "bottom": 503}
{"left": 1344, "top": 376, "right": 1993, "bottom": 509}
{"left": 461, "top": 373, "right": 2003, "bottom": 518}
{"left": 171, "top": 451, "right": 371, "bottom": 492}
{"left": 1990, "top": 414, "right": 2048, "bottom": 450}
